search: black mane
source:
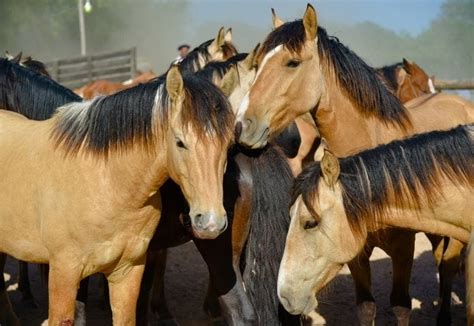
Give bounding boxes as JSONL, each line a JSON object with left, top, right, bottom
{"left": 196, "top": 53, "right": 248, "bottom": 81}
{"left": 0, "top": 58, "right": 82, "bottom": 120}
{"left": 259, "top": 21, "right": 410, "bottom": 128}
{"left": 53, "top": 75, "right": 234, "bottom": 156}
{"left": 294, "top": 125, "right": 473, "bottom": 236}
{"left": 377, "top": 62, "right": 403, "bottom": 92}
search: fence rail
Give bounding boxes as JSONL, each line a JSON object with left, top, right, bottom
{"left": 45, "top": 48, "right": 137, "bottom": 89}
{"left": 434, "top": 79, "right": 474, "bottom": 90}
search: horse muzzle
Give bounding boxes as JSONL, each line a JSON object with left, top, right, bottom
{"left": 237, "top": 118, "right": 270, "bottom": 149}
{"left": 190, "top": 212, "right": 228, "bottom": 239}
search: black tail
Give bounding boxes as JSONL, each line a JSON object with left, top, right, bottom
{"left": 241, "top": 144, "right": 300, "bottom": 325}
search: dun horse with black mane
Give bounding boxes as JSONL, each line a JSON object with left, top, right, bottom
{"left": 279, "top": 125, "right": 474, "bottom": 323}
{"left": 0, "top": 66, "right": 233, "bottom": 325}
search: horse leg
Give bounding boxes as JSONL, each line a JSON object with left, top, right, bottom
{"left": 0, "top": 254, "right": 21, "bottom": 326}
{"left": 107, "top": 263, "right": 145, "bottom": 325}
{"left": 47, "top": 261, "right": 82, "bottom": 325}
{"left": 438, "top": 238, "right": 463, "bottom": 326}
{"left": 380, "top": 230, "right": 415, "bottom": 326}
{"left": 466, "top": 232, "right": 474, "bottom": 325}
{"left": 74, "top": 277, "right": 90, "bottom": 326}
{"left": 348, "top": 243, "right": 376, "bottom": 326}
{"left": 194, "top": 224, "right": 256, "bottom": 326}
{"left": 18, "top": 260, "right": 38, "bottom": 309}
{"left": 138, "top": 250, "right": 176, "bottom": 326}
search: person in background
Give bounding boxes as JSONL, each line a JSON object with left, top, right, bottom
{"left": 174, "top": 44, "right": 190, "bottom": 64}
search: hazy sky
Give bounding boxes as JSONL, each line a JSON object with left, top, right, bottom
{"left": 186, "top": 0, "right": 443, "bottom": 36}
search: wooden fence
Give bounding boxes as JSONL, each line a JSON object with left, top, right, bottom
{"left": 435, "top": 79, "right": 474, "bottom": 91}
{"left": 45, "top": 48, "right": 137, "bottom": 89}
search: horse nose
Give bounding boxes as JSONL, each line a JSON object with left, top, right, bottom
{"left": 278, "top": 291, "right": 294, "bottom": 312}
{"left": 192, "top": 213, "right": 228, "bottom": 239}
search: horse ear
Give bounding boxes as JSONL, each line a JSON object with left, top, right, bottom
{"left": 166, "top": 65, "right": 184, "bottom": 102}
{"left": 397, "top": 67, "right": 408, "bottom": 86}
{"left": 5, "top": 51, "right": 13, "bottom": 60}
{"left": 271, "top": 8, "right": 285, "bottom": 29}
{"left": 314, "top": 138, "right": 327, "bottom": 161}
{"left": 12, "top": 52, "right": 23, "bottom": 64}
{"left": 211, "top": 27, "right": 226, "bottom": 50}
{"left": 321, "top": 149, "right": 340, "bottom": 189}
{"left": 219, "top": 65, "right": 239, "bottom": 97}
{"left": 242, "top": 43, "right": 260, "bottom": 70}
{"left": 303, "top": 3, "right": 318, "bottom": 40}
{"left": 224, "top": 28, "right": 232, "bottom": 43}
{"left": 402, "top": 58, "right": 414, "bottom": 74}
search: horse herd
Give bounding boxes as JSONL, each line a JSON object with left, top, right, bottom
{"left": 0, "top": 3, "right": 473, "bottom": 326}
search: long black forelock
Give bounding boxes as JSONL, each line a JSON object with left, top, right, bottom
{"left": 0, "top": 58, "right": 82, "bottom": 120}
{"left": 159, "top": 74, "right": 234, "bottom": 142}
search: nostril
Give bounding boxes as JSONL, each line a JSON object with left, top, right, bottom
{"left": 279, "top": 294, "right": 292, "bottom": 311}
{"left": 245, "top": 118, "right": 253, "bottom": 127}
{"left": 194, "top": 214, "right": 203, "bottom": 228}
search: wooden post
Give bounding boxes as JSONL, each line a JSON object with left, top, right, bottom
{"left": 52, "top": 60, "right": 59, "bottom": 82}
{"left": 130, "top": 47, "right": 137, "bottom": 78}
{"left": 87, "top": 55, "right": 93, "bottom": 83}
{"left": 434, "top": 79, "right": 474, "bottom": 90}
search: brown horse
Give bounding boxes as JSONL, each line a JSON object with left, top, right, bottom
{"left": 236, "top": 4, "right": 473, "bottom": 324}
{"left": 0, "top": 66, "right": 233, "bottom": 325}
{"left": 378, "top": 58, "right": 436, "bottom": 103}
{"left": 279, "top": 125, "right": 474, "bottom": 323}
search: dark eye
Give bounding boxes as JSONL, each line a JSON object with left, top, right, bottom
{"left": 176, "top": 139, "right": 187, "bottom": 149}
{"left": 304, "top": 220, "right": 318, "bottom": 230}
{"left": 286, "top": 60, "right": 301, "bottom": 68}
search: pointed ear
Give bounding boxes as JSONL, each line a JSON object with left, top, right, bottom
{"left": 314, "top": 138, "right": 327, "bottom": 161}
{"left": 402, "top": 58, "right": 413, "bottom": 74}
{"left": 271, "top": 8, "right": 285, "bottom": 29}
{"left": 166, "top": 65, "right": 184, "bottom": 102}
{"left": 5, "top": 51, "right": 13, "bottom": 60}
{"left": 12, "top": 52, "right": 23, "bottom": 64}
{"left": 397, "top": 67, "right": 408, "bottom": 86}
{"left": 211, "top": 26, "right": 226, "bottom": 50}
{"left": 219, "top": 65, "right": 239, "bottom": 97}
{"left": 242, "top": 43, "right": 260, "bottom": 70}
{"left": 303, "top": 4, "right": 318, "bottom": 40}
{"left": 224, "top": 28, "right": 232, "bottom": 43}
{"left": 321, "top": 149, "right": 340, "bottom": 189}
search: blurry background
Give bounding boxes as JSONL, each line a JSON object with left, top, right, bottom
{"left": 0, "top": 0, "right": 472, "bottom": 82}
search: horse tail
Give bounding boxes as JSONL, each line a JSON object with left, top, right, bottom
{"left": 242, "top": 144, "right": 300, "bottom": 325}
{"left": 467, "top": 231, "right": 474, "bottom": 325}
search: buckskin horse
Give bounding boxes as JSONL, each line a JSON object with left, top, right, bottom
{"left": 279, "top": 125, "right": 474, "bottom": 324}
{"left": 235, "top": 4, "right": 474, "bottom": 324}
{"left": 0, "top": 62, "right": 234, "bottom": 325}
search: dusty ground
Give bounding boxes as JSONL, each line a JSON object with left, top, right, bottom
{"left": 4, "top": 233, "right": 466, "bottom": 325}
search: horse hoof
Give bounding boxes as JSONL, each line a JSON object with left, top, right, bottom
{"left": 357, "top": 301, "right": 376, "bottom": 326}
{"left": 393, "top": 306, "right": 411, "bottom": 326}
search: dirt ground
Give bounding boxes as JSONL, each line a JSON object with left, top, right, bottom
{"left": 4, "top": 233, "right": 466, "bottom": 325}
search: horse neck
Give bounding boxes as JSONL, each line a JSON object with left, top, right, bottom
{"left": 315, "top": 72, "right": 408, "bottom": 157}
{"left": 100, "top": 139, "right": 169, "bottom": 208}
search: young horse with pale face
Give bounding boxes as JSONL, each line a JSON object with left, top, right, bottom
{"left": 0, "top": 66, "right": 233, "bottom": 325}
{"left": 279, "top": 125, "right": 474, "bottom": 323}
{"left": 236, "top": 4, "right": 474, "bottom": 324}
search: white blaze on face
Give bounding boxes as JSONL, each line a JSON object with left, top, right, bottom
{"left": 236, "top": 44, "right": 284, "bottom": 122}
{"left": 428, "top": 78, "right": 436, "bottom": 94}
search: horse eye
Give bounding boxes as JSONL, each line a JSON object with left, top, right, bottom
{"left": 304, "top": 220, "right": 318, "bottom": 230}
{"left": 286, "top": 60, "right": 301, "bottom": 68}
{"left": 176, "top": 139, "right": 187, "bottom": 149}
